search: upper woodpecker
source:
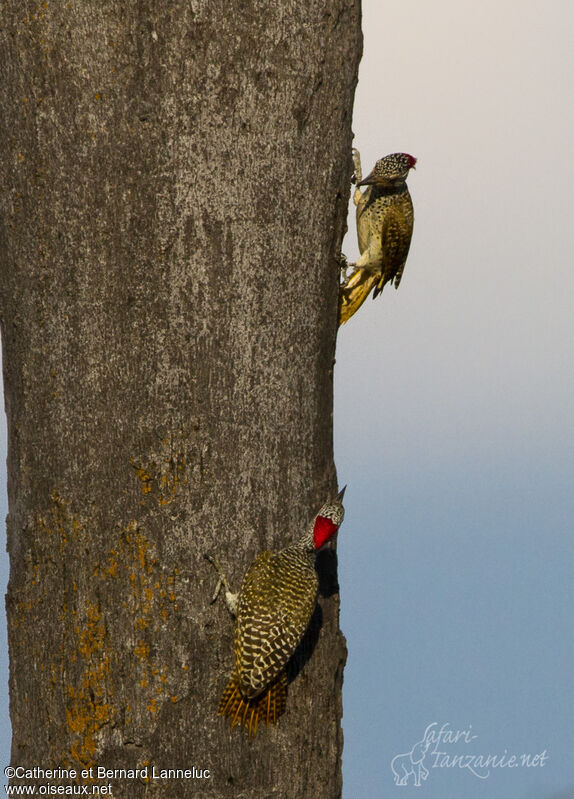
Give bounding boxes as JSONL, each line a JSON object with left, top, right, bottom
{"left": 205, "top": 487, "right": 346, "bottom": 737}
{"left": 339, "top": 149, "right": 416, "bottom": 324}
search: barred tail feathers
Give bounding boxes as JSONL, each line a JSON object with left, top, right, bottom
{"left": 339, "top": 268, "right": 380, "bottom": 325}
{"left": 218, "top": 673, "right": 287, "bottom": 737}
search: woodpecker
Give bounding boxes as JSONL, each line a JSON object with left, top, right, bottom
{"left": 205, "top": 487, "right": 346, "bottom": 737}
{"left": 339, "top": 149, "right": 416, "bottom": 325}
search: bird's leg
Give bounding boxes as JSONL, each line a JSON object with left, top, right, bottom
{"left": 351, "top": 147, "right": 363, "bottom": 206}
{"left": 204, "top": 553, "right": 238, "bottom": 617}
{"left": 352, "top": 252, "right": 377, "bottom": 272}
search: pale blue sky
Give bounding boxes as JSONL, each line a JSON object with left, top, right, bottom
{"left": 1, "top": 1, "right": 574, "bottom": 796}
{"left": 336, "top": 1, "right": 574, "bottom": 797}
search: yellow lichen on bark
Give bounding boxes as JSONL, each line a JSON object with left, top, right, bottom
{"left": 65, "top": 602, "right": 114, "bottom": 766}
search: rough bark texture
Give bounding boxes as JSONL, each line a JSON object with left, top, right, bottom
{"left": 0, "top": 1, "right": 361, "bottom": 797}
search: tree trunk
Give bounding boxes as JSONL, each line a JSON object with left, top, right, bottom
{"left": 0, "top": 1, "right": 361, "bottom": 797}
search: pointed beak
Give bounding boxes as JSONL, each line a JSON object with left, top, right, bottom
{"left": 357, "top": 171, "right": 376, "bottom": 186}
{"left": 336, "top": 486, "right": 347, "bottom": 502}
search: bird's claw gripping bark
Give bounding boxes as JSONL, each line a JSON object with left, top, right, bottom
{"left": 204, "top": 553, "right": 227, "bottom": 603}
{"left": 339, "top": 253, "right": 352, "bottom": 286}
{"left": 204, "top": 553, "right": 238, "bottom": 616}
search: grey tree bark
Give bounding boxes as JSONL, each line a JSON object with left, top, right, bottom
{"left": 0, "top": 1, "right": 361, "bottom": 797}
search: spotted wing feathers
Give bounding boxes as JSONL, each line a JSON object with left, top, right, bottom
{"left": 235, "top": 548, "right": 318, "bottom": 699}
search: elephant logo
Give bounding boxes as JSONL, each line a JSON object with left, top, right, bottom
{"left": 390, "top": 735, "right": 430, "bottom": 787}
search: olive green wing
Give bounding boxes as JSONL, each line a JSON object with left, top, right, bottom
{"left": 373, "top": 199, "right": 414, "bottom": 297}
{"left": 235, "top": 552, "right": 317, "bottom": 698}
